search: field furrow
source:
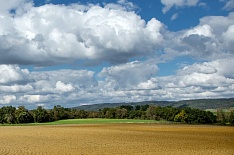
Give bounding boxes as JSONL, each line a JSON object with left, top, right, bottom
{"left": 0, "top": 124, "right": 233, "bottom": 155}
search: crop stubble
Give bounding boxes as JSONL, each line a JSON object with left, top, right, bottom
{"left": 0, "top": 124, "right": 233, "bottom": 155}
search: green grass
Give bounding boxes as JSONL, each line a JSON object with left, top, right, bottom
{"left": 33, "top": 118, "right": 159, "bottom": 125}
{"left": 0, "top": 119, "right": 169, "bottom": 126}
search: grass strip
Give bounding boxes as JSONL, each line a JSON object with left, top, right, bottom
{"left": 0, "top": 118, "right": 172, "bottom": 126}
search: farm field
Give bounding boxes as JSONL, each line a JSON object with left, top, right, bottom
{"left": 0, "top": 122, "right": 233, "bottom": 154}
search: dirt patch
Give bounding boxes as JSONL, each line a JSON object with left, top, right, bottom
{"left": 0, "top": 124, "right": 233, "bottom": 154}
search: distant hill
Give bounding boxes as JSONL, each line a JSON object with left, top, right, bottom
{"left": 73, "top": 98, "right": 234, "bottom": 111}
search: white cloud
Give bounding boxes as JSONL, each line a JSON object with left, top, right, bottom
{"left": 222, "top": 25, "right": 234, "bottom": 53}
{"left": 130, "top": 58, "right": 234, "bottom": 101}
{"left": 0, "top": 3, "right": 163, "bottom": 66}
{"left": 0, "top": 0, "right": 32, "bottom": 16}
{"left": 99, "top": 61, "right": 158, "bottom": 89}
{"left": 0, "top": 84, "right": 33, "bottom": 93}
{"left": 178, "top": 58, "right": 234, "bottom": 76}
{"left": 32, "top": 69, "right": 96, "bottom": 89}
{"left": 137, "top": 80, "right": 159, "bottom": 90}
{"left": 0, "top": 1, "right": 234, "bottom": 108}
{"left": 176, "top": 58, "right": 234, "bottom": 89}
{"left": 222, "top": 0, "right": 234, "bottom": 10}
{"left": 0, "top": 65, "right": 30, "bottom": 84}
{"left": 161, "top": 13, "right": 234, "bottom": 60}
{"left": 0, "top": 58, "right": 233, "bottom": 108}
{"left": 0, "top": 95, "right": 16, "bottom": 104}
{"left": 199, "top": 12, "right": 234, "bottom": 35}
{"left": 20, "top": 95, "right": 48, "bottom": 103}
{"left": 184, "top": 24, "right": 213, "bottom": 37}
{"left": 1, "top": 1, "right": 232, "bottom": 66}
{"left": 177, "top": 62, "right": 217, "bottom": 75}
{"left": 161, "top": 0, "right": 199, "bottom": 13}
{"left": 55, "top": 81, "right": 75, "bottom": 93}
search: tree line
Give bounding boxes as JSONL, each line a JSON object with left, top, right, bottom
{"left": 0, "top": 105, "right": 233, "bottom": 125}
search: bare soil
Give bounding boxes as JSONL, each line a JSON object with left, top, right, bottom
{"left": 0, "top": 124, "right": 233, "bottom": 155}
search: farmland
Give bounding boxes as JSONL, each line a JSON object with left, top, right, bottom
{"left": 0, "top": 122, "right": 233, "bottom": 154}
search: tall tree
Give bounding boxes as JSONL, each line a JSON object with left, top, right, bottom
{"left": 146, "top": 105, "right": 157, "bottom": 120}
{"left": 15, "top": 106, "right": 33, "bottom": 124}
{"left": 116, "top": 108, "right": 128, "bottom": 119}
{"left": 32, "top": 106, "right": 49, "bottom": 123}
{"left": 51, "top": 105, "right": 69, "bottom": 121}
{"left": 217, "top": 109, "right": 227, "bottom": 125}
{"left": 174, "top": 110, "right": 188, "bottom": 123}
{"left": 1, "top": 106, "right": 16, "bottom": 124}
{"left": 229, "top": 110, "right": 234, "bottom": 126}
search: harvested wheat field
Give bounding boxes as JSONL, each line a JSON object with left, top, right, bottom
{"left": 0, "top": 123, "right": 233, "bottom": 155}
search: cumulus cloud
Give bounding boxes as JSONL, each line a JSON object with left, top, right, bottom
{"left": 0, "top": 95, "right": 16, "bottom": 104}
{"left": 184, "top": 24, "right": 213, "bottom": 37}
{"left": 0, "top": 57, "right": 234, "bottom": 108}
{"left": 161, "top": 12, "right": 234, "bottom": 61}
{"left": 0, "top": 84, "right": 33, "bottom": 93}
{"left": 0, "top": 1, "right": 234, "bottom": 108}
{"left": 199, "top": 12, "right": 234, "bottom": 35}
{"left": 137, "top": 80, "right": 159, "bottom": 90}
{"left": 1, "top": 1, "right": 233, "bottom": 66}
{"left": 222, "top": 25, "right": 234, "bottom": 53}
{"left": 20, "top": 95, "right": 42, "bottom": 103}
{"left": 0, "top": 2, "right": 163, "bottom": 66}
{"left": 152, "top": 58, "right": 234, "bottom": 100}
{"left": 161, "top": 0, "right": 199, "bottom": 13}
{"left": 99, "top": 61, "right": 158, "bottom": 89}
{"left": 32, "top": 69, "right": 96, "bottom": 90}
{"left": 0, "top": 66, "right": 98, "bottom": 108}
{"left": 188, "top": 13, "right": 234, "bottom": 56}
{"left": 0, "top": 0, "right": 32, "bottom": 16}
{"left": 175, "top": 58, "right": 234, "bottom": 91}
{"left": 0, "top": 65, "right": 30, "bottom": 85}
{"left": 100, "top": 58, "right": 234, "bottom": 100}
{"left": 55, "top": 81, "right": 75, "bottom": 93}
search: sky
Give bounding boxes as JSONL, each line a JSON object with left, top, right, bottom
{"left": 0, "top": 0, "right": 234, "bottom": 109}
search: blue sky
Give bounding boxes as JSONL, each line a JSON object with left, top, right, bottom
{"left": 0, "top": 0, "right": 234, "bottom": 109}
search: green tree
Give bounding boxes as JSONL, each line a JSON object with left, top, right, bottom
{"left": 88, "top": 111, "right": 99, "bottom": 118}
{"left": 78, "top": 110, "right": 88, "bottom": 118}
{"left": 217, "top": 109, "right": 227, "bottom": 125}
{"left": 229, "top": 110, "right": 234, "bottom": 126}
{"left": 1, "top": 106, "right": 16, "bottom": 124}
{"left": 101, "top": 108, "right": 116, "bottom": 119}
{"left": 32, "top": 106, "right": 49, "bottom": 123}
{"left": 51, "top": 105, "right": 69, "bottom": 121}
{"left": 116, "top": 108, "right": 128, "bottom": 119}
{"left": 141, "top": 105, "right": 149, "bottom": 111}
{"left": 174, "top": 110, "right": 188, "bottom": 123}
{"left": 120, "top": 105, "right": 133, "bottom": 112}
{"left": 146, "top": 105, "right": 158, "bottom": 120}
{"left": 0, "top": 107, "right": 5, "bottom": 123}
{"left": 205, "top": 111, "right": 217, "bottom": 124}
{"left": 15, "top": 106, "right": 33, "bottom": 124}
{"left": 129, "top": 110, "right": 145, "bottom": 119}
{"left": 135, "top": 105, "right": 141, "bottom": 111}
{"left": 157, "top": 106, "right": 180, "bottom": 121}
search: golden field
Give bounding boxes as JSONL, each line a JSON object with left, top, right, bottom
{"left": 0, "top": 123, "right": 233, "bottom": 155}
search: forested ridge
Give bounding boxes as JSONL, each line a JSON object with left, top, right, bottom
{"left": 0, "top": 104, "right": 233, "bottom": 125}
{"left": 75, "top": 98, "right": 234, "bottom": 111}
